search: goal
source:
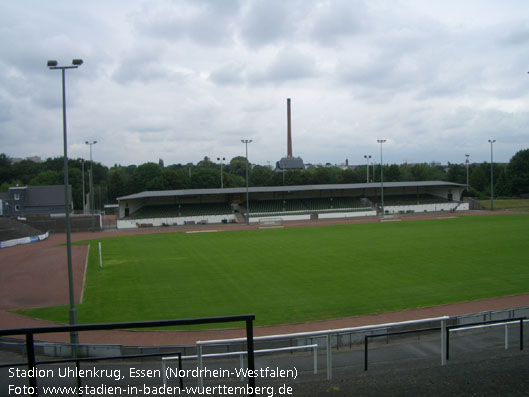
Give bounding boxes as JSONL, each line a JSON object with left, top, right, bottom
{"left": 258, "top": 218, "right": 284, "bottom": 229}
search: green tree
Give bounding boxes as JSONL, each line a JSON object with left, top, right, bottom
{"left": 223, "top": 173, "right": 246, "bottom": 188}
{"left": 507, "top": 148, "right": 529, "bottom": 195}
{"left": 228, "top": 156, "right": 248, "bottom": 178}
{"left": 250, "top": 165, "right": 274, "bottom": 187}
{"left": 68, "top": 168, "right": 84, "bottom": 210}
{"left": 29, "top": 170, "right": 62, "bottom": 186}
{"left": 107, "top": 168, "right": 130, "bottom": 201}
{"left": 284, "top": 170, "right": 307, "bottom": 185}
{"left": 1, "top": 180, "right": 22, "bottom": 192}
{"left": 12, "top": 160, "right": 43, "bottom": 184}
{"left": 399, "top": 164, "right": 413, "bottom": 182}
{"left": 385, "top": 164, "right": 401, "bottom": 182}
{"left": 130, "top": 162, "right": 163, "bottom": 192}
{"left": 162, "top": 169, "right": 189, "bottom": 190}
{"left": 0, "top": 154, "right": 13, "bottom": 184}
{"left": 470, "top": 165, "right": 488, "bottom": 193}
{"left": 338, "top": 168, "right": 361, "bottom": 184}
{"left": 410, "top": 163, "right": 445, "bottom": 181}
{"left": 190, "top": 168, "right": 219, "bottom": 188}
{"left": 313, "top": 166, "right": 339, "bottom": 184}
{"left": 447, "top": 163, "right": 467, "bottom": 185}
{"left": 196, "top": 157, "right": 217, "bottom": 169}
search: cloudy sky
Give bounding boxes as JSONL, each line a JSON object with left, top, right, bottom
{"left": 1, "top": 0, "right": 528, "bottom": 167}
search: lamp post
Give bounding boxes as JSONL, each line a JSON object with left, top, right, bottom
{"left": 47, "top": 58, "right": 83, "bottom": 346}
{"left": 363, "top": 155, "right": 372, "bottom": 183}
{"left": 465, "top": 154, "right": 470, "bottom": 187}
{"left": 377, "top": 139, "right": 386, "bottom": 216}
{"left": 85, "top": 140, "right": 97, "bottom": 228}
{"left": 488, "top": 140, "right": 496, "bottom": 211}
{"left": 241, "top": 140, "right": 252, "bottom": 224}
{"left": 217, "top": 157, "right": 225, "bottom": 189}
{"left": 81, "top": 159, "right": 85, "bottom": 213}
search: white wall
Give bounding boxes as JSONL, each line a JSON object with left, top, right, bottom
{"left": 384, "top": 202, "right": 469, "bottom": 214}
{"left": 117, "top": 214, "right": 236, "bottom": 229}
{"left": 319, "top": 210, "right": 377, "bottom": 219}
{"left": 249, "top": 210, "right": 377, "bottom": 224}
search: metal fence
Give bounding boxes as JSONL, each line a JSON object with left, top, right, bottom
{"left": 0, "top": 314, "right": 255, "bottom": 397}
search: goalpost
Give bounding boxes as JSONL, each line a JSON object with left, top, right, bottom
{"left": 258, "top": 218, "right": 284, "bottom": 229}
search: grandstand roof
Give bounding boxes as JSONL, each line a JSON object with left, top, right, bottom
{"left": 117, "top": 181, "right": 467, "bottom": 201}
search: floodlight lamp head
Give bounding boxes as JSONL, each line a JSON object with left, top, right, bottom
{"left": 72, "top": 59, "right": 84, "bottom": 66}
{"left": 47, "top": 60, "right": 58, "bottom": 68}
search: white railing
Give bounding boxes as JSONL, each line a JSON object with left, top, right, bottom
{"left": 449, "top": 318, "right": 528, "bottom": 351}
{"left": 162, "top": 344, "right": 318, "bottom": 386}
{"left": 194, "top": 316, "right": 450, "bottom": 385}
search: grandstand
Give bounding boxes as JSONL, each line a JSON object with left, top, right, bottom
{"left": 116, "top": 181, "right": 469, "bottom": 229}
{"left": 0, "top": 217, "right": 48, "bottom": 248}
{"left": 0, "top": 217, "right": 45, "bottom": 242}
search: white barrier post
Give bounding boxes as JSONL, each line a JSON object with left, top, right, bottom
{"left": 441, "top": 319, "right": 446, "bottom": 366}
{"left": 240, "top": 353, "right": 245, "bottom": 382}
{"left": 505, "top": 324, "right": 509, "bottom": 350}
{"left": 326, "top": 334, "right": 332, "bottom": 380}
{"left": 198, "top": 344, "right": 203, "bottom": 388}
{"left": 313, "top": 346, "right": 318, "bottom": 375}
{"left": 98, "top": 242, "right": 102, "bottom": 268}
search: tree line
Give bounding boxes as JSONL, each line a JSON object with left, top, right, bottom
{"left": 1, "top": 149, "right": 528, "bottom": 211}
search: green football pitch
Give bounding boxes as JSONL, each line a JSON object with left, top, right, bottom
{"left": 21, "top": 214, "right": 529, "bottom": 327}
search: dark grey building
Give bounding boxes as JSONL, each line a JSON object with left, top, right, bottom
{"left": 278, "top": 156, "right": 305, "bottom": 170}
{"left": 0, "top": 185, "right": 72, "bottom": 216}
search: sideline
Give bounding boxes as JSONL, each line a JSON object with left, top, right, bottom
{"left": 1, "top": 293, "right": 528, "bottom": 346}
{"left": 79, "top": 244, "right": 90, "bottom": 305}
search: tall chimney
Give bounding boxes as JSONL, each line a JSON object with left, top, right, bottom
{"left": 287, "top": 98, "right": 292, "bottom": 158}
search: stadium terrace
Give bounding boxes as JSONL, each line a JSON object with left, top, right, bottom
{"left": 116, "top": 181, "right": 468, "bottom": 229}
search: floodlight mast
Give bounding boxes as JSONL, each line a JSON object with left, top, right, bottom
{"left": 364, "top": 155, "right": 372, "bottom": 183}
{"left": 241, "top": 140, "right": 252, "bottom": 224}
{"left": 85, "top": 140, "right": 97, "bottom": 228}
{"left": 217, "top": 157, "right": 226, "bottom": 189}
{"left": 488, "top": 140, "right": 496, "bottom": 211}
{"left": 47, "top": 59, "right": 83, "bottom": 347}
{"left": 465, "top": 154, "right": 470, "bottom": 187}
{"left": 377, "top": 140, "right": 386, "bottom": 216}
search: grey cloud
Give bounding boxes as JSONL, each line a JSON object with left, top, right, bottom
{"left": 2, "top": 0, "right": 529, "bottom": 167}
{"left": 132, "top": 0, "right": 239, "bottom": 46}
{"left": 309, "top": 0, "right": 367, "bottom": 45}
{"left": 248, "top": 48, "right": 317, "bottom": 84}
{"left": 209, "top": 62, "right": 246, "bottom": 85}
{"left": 0, "top": 94, "right": 14, "bottom": 123}
{"left": 210, "top": 47, "right": 318, "bottom": 87}
{"left": 110, "top": 43, "right": 186, "bottom": 85}
{"left": 238, "top": 0, "right": 295, "bottom": 47}
{"left": 113, "top": 60, "right": 176, "bottom": 85}
{"left": 499, "top": 21, "right": 529, "bottom": 46}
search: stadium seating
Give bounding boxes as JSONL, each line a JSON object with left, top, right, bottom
{"left": 248, "top": 197, "right": 370, "bottom": 216}
{"left": 124, "top": 194, "right": 451, "bottom": 220}
{"left": 126, "top": 203, "right": 232, "bottom": 219}
{"left": 373, "top": 194, "right": 449, "bottom": 206}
